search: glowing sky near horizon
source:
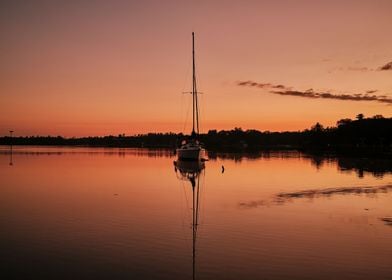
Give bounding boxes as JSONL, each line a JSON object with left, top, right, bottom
{"left": 1, "top": 0, "right": 391, "bottom": 137}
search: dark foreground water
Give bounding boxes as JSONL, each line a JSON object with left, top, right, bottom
{"left": 1, "top": 146, "right": 391, "bottom": 280}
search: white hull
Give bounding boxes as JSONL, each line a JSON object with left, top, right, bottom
{"left": 177, "top": 147, "right": 206, "bottom": 161}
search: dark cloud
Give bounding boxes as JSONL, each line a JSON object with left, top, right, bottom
{"left": 258, "top": 83, "right": 271, "bottom": 88}
{"left": 379, "top": 62, "right": 392, "bottom": 70}
{"left": 366, "top": 90, "right": 378, "bottom": 94}
{"left": 237, "top": 80, "right": 392, "bottom": 104}
{"left": 380, "top": 217, "right": 392, "bottom": 226}
{"left": 238, "top": 81, "right": 272, "bottom": 88}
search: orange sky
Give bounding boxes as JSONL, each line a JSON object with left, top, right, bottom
{"left": 1, "top": 0, "right": 391, "bottom": 137}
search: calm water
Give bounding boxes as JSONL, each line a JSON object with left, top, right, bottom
{"left": 1, "top": 146, "right": 391, "bottom": 280}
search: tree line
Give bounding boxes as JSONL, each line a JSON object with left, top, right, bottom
{"left": 1, "top": 115, "right": 391, "bottom": 156}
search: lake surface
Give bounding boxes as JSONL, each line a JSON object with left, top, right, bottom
{"left": 1, "top": 146, "right": 391, "bottom": 280}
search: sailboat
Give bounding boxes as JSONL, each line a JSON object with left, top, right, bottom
{"left": 177, "top": 32, "right": 207, "bottom": 161}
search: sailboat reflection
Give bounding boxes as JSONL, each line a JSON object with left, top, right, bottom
{"left": 174, "top": 160, "right": 205, "bottom": 280}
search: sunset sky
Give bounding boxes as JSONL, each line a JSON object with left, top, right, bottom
{"left": 1, "top": 0, "right": 391, "bottom": 137}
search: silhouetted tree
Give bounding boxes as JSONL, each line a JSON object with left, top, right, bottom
{"left": 337, "top": 118, "right": 352, "bottom": 127}
{"left": 311, "top": 122, "right": 324, "bottom": 132}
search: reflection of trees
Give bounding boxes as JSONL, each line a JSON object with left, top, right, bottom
{"left": 336, "top": 157, "right": 392, "bottom": 178}
{"left": 309, "top": 155, "right": 324, "bottom": 170}
{"left": 209, "top": 151, "right": 392, "bottom": 178}
{"left": 0, "top": 148, "right": 174, "bottom": 158}
{"left": 308, "top": 156, "right": 392, "bottom": 178}
{"left": 210, "top": 151, "right": 391, "bottom": 178}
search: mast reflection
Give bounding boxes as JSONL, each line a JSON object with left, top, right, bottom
{"left": 174, "top": 160, "right": 205, "bottom": 280}
{"left": 9, "top": 144, "right": 13, "bottom": 166}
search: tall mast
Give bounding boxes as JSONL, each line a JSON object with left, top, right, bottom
{"left": 192, "top": 32, "right": 199, "bottom": 136}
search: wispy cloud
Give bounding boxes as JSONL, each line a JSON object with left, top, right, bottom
{"left": 327, "top": 66, "right": 374, "bottom": 73}
{"left": 237, "top": 80, "right": 392, "bottom": 104}
{"left": 346, "top": 66, "right": 371, "bottom": 72}
{"left": 379, "top": 61, "right": 392, "bottom": 71}
{"left": 270, "top": 89, "right": 392, "bottom": 104}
